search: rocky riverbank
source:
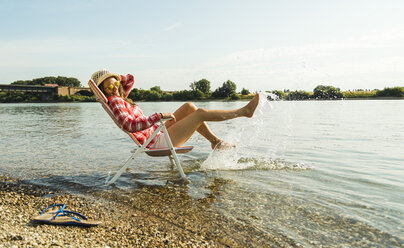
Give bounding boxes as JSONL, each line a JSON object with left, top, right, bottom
{"left": 0, "top": 176, "right": 299, "bottom": 248}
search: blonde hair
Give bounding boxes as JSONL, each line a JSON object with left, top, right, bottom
{"left": 99, "top": 81, "right": 134, "bottom": 105}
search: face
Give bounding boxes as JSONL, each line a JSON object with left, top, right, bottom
{"left": 101, "top": 77, "right": 121, "bottom": 97}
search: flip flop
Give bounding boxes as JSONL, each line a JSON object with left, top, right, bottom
{"left": 33, "top": 204, "right": 101, "bottom": 227}
{"left": 34, "top": 204, "right": 66, "bottom": 219}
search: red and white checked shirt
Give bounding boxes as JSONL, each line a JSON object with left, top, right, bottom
{"left": 107, "top": 74, "right": 162, "bottom": 147}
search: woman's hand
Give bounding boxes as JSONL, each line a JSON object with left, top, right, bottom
{"left": 160, "top": 113, "right": 176, "bottom": 122}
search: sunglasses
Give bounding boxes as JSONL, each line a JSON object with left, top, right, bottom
{"left": 108, "top": 81, "right": 120, "bottom": 90}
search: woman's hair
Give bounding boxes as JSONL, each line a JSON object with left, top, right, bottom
{"left": 99, "top": 81, "right": 134, "bottom": 105}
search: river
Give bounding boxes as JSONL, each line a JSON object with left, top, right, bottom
{"left": 0, "top": 97, "right": 403, "bottom": 247}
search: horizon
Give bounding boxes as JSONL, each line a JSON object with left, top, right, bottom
{"left": 3, "top": 77, "right": 399, "bottom": 93}
{"left": 1, "top": 0, "right": 404, "bottom": 92}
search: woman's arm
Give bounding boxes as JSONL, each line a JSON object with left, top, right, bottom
{"left": 120, "top": 74, "right": 135, "bottom": 97}
{"left": 109, "top": 97, "right": 161, "bottom": 133}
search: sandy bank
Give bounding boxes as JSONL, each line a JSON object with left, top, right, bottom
{"left": 0, "top": 176, "right": 298, "bottom": 248}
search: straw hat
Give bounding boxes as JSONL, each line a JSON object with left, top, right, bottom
{"left": 91, "top": 69, "right": 121, "bottom": 86}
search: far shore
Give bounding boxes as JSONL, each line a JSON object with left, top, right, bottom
{"left": 1, "top": 95, "right": 404, "bottom": 104}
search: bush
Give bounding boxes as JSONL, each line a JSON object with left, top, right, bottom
{"left": 28, "top": 96, "right": 39, "bottom": 102}
{"left": 212, "top": 80, "right": 237, "bottom": 98}
{"left": 376, "top": 87, "right": 404, "bottom": 97}
{"left": 192, "top": 90, "right": 205, "bottom": 100}
{"left": 145, "top": 91, "right": 162, "bottom": 101}
{"left": 230, "top": 93, "right": 240, "bottom": 100}
{"left": 56, "top": 95, "right": 95, "bottom": 102}
{"left": 241, "top": 88, "right": 250, "bottom": 95}
{"left": 129, "top": 88, "right": 147, "bottom": 101}
{"left": 286, "top": 90, "right": 311, "bottom": 100}
{"left": 313, "top": 85, "right": 343, "bottom": 99}
{"left": 173, "top": 90, "right": 192, "bottom": 101}
{"left": 0, "top": 92, "right": 43, "bottom": 103}
{"left": 343, "top": 90, "right": 376, "bottom": 98}
{"left": 161, "top": 93, "right": 174, "bottom": 101}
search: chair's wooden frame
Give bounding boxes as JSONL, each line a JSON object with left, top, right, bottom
{"left": 88, "top": 79, "right": 192, "bottom": 185}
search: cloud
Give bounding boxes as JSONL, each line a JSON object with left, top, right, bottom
{"left": 164, "top": 22, "right": 182, "bottom": 32}
{"left": 204, "top": 28, "right": 404, "bottom": 68}
{"left": 1, "top": 28, "right": 404, "bottom": 91}
{"left": 126, "top": 28, "right": 404, "bottom": 91}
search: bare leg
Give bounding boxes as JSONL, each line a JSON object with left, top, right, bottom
{"left": 167, "top": 94, "right": 259, "bottom": 148}
{"left": 165, "top": 102, "right": 222, "bottom": 147}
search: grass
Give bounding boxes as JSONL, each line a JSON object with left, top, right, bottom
{"left": 342, "top": 90, "right": 377, "bottom": 98}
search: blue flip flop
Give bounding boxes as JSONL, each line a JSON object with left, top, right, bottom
{"left": 33, "top": 204, "right": 101, "bottom": 227}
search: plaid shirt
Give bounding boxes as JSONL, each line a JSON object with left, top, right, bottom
{"left": 108, "top": 74, "right": 162, "bottom": 147}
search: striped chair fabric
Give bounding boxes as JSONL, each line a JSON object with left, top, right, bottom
{"left": 88, "top": 79, "right": 193, "bottom": 156}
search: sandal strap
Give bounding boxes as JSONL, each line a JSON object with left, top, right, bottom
{"left": 60, "top": 210, "right": 88, "bottom": 220}
{"left": 40, "top": 204, "right": 89, "bottom": 223}
{"left": 51, "top": 210, "right": 88, "bottom": 222}
{"left": 40, "top": 204, "right": 66, "bottom": 216}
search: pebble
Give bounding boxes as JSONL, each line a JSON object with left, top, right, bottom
{"left": 1, "top": 176, "right": 284, "bottom": 247}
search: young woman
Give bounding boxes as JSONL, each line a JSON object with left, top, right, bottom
{"left": 91, "top": 69, "right": 259, "bottom": 149}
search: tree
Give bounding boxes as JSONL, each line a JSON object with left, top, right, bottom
{"left": 150, "top": 86, "right": 163, "bottom": 94}
{"left": 286, "top": 90, "right": 311, "bottom": 100}
{"left": 145, "top": 90, "right": 162, "bottom": 101}
{"left": 376, "top": 87, "right": 404, "bottom": 97}
{"left": 241, "top": 88, "right": 250, "bottom": 95}
{"left": 313, "top": 85, "right": 343, "bottom": 99}
{"left": 11, "top": 76, "right": 81, "bottom": 87}
{"left": 190, "top": 79, "right": 211, "bottom": 95}
{"left": 230, "top": 92, "right": 240, "bottom": 100}
{"left": 129, "top": 88, "right": 141, "bottom": 101}
{"left": 173, "top": 90, "right": 193, "bottom": 101}
{"left": 192, "top": 90, "right": 204, "bottom": 100}
{"left": 212, "top": 80, "right": 237, "bottom": 98}
{"left": 162, "top": 93, "right": 174, "bottom": 101}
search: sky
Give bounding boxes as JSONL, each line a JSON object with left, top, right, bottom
{"left": 0, "top": 0, "right": 404, "bottom": 92}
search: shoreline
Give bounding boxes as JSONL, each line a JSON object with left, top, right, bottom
{"left": 1, "top": 96, "right": 404, "bottom": 104}
{"left": 0, "top": 176, "right": 299, "bottom": 247}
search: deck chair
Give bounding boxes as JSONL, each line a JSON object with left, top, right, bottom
{"left": 88, "top": 79, "right": 193, "bottom": 185}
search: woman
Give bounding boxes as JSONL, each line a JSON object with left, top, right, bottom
{"left": 91, "top": 69, "right": 259, "bottom": 149}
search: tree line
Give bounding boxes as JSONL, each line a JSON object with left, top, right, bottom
{"left": 270, "top": 85, "right": 343, "bottom": 100}
{"left": 11, "top": 76, "right": 81, "bottom": 87}
{"left": 270, "top": 85, "right": 404, "bottom": 100}
{"left": 1, "top": 76, "right": 403, "bottom": 103}
{"left": 0, "top": 77, "right": 250, "bottom": 103}
{"left": 129, "top": 79, "right": 250, "bottom": 101}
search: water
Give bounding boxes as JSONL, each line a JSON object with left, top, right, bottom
{"left": 1, "top": 99, "right": 403, "bottom": 247}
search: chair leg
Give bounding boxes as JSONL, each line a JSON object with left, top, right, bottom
{"left": 107, "top": 150, "right": 141, "bottom": 185}
{"left": 169, "top": 155, "right": 175, "bottom": 169}
{"left": 107, "top": 125, "right": 166, "bottom": 185}
{"left": 161, "top": 123, "right": 188, "bottom": 181}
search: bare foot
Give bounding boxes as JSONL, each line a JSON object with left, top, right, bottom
{"left": 243, "top": 94, "right": 260, "bottom": 118}
{"left": 211, "top": 140, "right": 236, "bottom": 150}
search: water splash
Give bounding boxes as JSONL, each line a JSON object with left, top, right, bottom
{"left": 262, "top": 91, "right": 282, "bottom": 102}
{"left": 200, "top": 93, "right": 308, "bottom": 171}
{"left": 201, "top": 151, "right": 310, "bottom": 171}
{"left": 105, "top": 171, "right": 112, "bottom": 185}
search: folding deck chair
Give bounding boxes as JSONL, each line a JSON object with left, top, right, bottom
{"left": 88, "top": 79, "right": 193, "bottom": 185}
